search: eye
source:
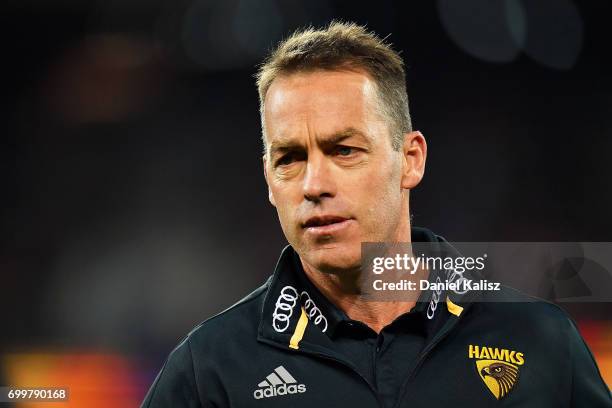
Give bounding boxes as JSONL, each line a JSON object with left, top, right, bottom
{"left": 275, "top": 151, "right": 305, "bottom": 167}
{"left": 335, "top": 146, "right": 354, "bottom": 156}
{"left": 276, "top": 154, "right": 295, "bottom": 166}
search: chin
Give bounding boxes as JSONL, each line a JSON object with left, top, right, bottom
{"left": 305, "top": 241, "right": 361, "bottom": 274}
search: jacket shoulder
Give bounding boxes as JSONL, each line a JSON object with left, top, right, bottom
{"left": 473, "top": 285, "right": 576, "bottom": 334}
{"left": 185, "top": 277, "right": 270, "bottom": 344}
{"left": 140, "top": 279, "right": 272, "bottom": 407}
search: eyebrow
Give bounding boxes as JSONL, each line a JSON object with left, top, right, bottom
{"left": 268, "top": 127, "right": 371, "bottom": 157}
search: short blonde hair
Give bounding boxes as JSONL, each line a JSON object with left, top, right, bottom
{"left": 256, "top": 21, "right": 412, "bottom": 151}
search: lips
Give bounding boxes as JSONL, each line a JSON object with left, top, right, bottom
{"left": 302, "top": 215, "right": 350, "bottom": 228}
{"left": 301, "top": 215, "right": 354, "bottom": 237}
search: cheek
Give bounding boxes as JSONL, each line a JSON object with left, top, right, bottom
{"left": 366, "top": 156, "right": 401, "bottom": 197}
{"left": 270, "top": 184, "right": 301, "bottom": 233}
{"left": 357, "top": 158, "right": 403, "bottom": 227}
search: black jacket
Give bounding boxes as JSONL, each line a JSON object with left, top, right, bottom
{"left": 142, "top": 228, "right": 611, "bottom": 407}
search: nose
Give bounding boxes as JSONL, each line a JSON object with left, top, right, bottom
{"left": 302, "top": 152, "right": 335, "bottom": 202}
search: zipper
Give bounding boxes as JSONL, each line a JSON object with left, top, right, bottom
{"left": 372, "top": 335, "right": 385, "bottom": 392}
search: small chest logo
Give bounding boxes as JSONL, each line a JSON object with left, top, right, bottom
{"left": 468, "top": 344, "right": 525, "bottom": 400}
{"left": 253, "top": 365, "right": 307, "bottom": 400}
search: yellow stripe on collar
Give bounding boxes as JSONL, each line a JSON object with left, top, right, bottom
{"left": 446, "top": 297, "right": 464, "bottom": 317}
{"left": 289, "top": 307, "right": 309, "bottom": 349}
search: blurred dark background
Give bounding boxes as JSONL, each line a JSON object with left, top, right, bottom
{"left": 1, "top": 0, "right": 611, "bottom": 406}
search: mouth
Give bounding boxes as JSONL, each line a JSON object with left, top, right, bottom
{"left": 302, "top": 215, "right": 354, "bottom": 236}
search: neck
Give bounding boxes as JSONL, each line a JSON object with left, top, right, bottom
{"left": 301, "top": 263, "right": 422, "bottom": 333}
{"left": 301, "top": 204, "right": 424, "bottom": 334}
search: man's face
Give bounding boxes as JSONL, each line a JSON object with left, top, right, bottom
{"left": 263, "top": 69, "right": 420, "bottom": 273}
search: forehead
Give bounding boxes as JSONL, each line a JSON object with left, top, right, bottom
{"left": 263, "top": 70, "right": 384, "bottom": 142}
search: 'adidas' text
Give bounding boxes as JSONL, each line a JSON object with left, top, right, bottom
{"left": 253, "top": 365, "right": 307, "bottom": 399}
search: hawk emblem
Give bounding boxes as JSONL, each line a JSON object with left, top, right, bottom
{"left": 475, "top": 360, "right": 519, "bottom": 400}
{"left": 468, "top": 344, "right": 524, "bottom": 400}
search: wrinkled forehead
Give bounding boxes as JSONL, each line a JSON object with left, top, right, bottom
{"left": 263, "top": 70, "right": 386, "bottom": 147}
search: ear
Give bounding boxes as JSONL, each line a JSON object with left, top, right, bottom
{"left": 400, "top": 131, "right": 427, "bottom": 189}
{"left": 262, "top": 155, "right": 276, "bottom": 207}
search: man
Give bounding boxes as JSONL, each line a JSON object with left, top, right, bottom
{"left": 141, "top": 22, "right": 611, "bottom": 407}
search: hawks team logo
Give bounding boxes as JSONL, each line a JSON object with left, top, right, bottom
{"left": 468, "top": 344, "right": 525, "bottom": 400}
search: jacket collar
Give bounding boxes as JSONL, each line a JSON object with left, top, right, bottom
{"left": 257, "top": 227, "right": 481, "bottom": 351}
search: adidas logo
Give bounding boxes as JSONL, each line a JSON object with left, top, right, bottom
{"left": 253, "top": 365, "right": 307, "bottom": 399}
